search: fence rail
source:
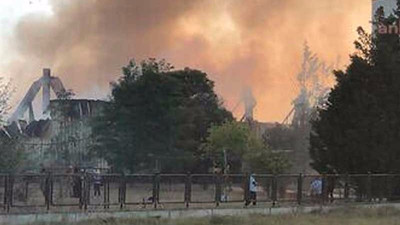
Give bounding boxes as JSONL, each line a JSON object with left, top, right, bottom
{"left": 0, "top": 173, "right": 400, "bottom": 213}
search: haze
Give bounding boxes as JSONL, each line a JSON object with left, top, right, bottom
{"left": 0, "top": 0, "right": 371, "bottom": 122}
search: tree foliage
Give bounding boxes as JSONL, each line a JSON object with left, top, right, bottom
{"left": 56, "top": 89, "right": 75, "bottom": 100}
{"left": 263, "top": 124, "right": 295, "bottom": 151}
{"left": 310, "top": 4, "right": 400, "bottom": 174}
{"left": 91, "top": 58, "right": 232, "bottom": 173}
{"left": 0, "top": 138, "right": 25, "bottom": 173}
{"left": 0, "top": 78, "right": 12, "bottom": 125}
{"left": 0, "top": 78, "right": 25, "bottom": 173}
{"left": 205, "top": 121, "right": 290, "bottom": 174}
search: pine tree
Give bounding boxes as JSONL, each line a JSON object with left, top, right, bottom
{"left": 310, "top": 8, "right": 400, "bottom": 174}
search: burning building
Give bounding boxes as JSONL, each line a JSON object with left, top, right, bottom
{"left": 1, "top": 69, "right": 108, "bottom": 170}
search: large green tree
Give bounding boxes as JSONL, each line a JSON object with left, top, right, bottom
{"left": 310, "top": 4, "right": 400, "bottom": 174}
{"left": 92, "top": 59, "right": 232, "bottom": 173}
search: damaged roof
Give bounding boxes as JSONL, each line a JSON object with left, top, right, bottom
{"left": 0, "top": 119, "right": 52, "bottom": 139}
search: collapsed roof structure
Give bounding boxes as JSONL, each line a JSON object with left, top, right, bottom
{"left": 8, "top": 68, "right": 67, "bottom": 123}
{"left": 1, "top": 69, "right": 107, "bottom": 169}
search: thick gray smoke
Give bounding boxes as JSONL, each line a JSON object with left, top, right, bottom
{"left": 3, "top": 0, "right": 370, "bottom": 121}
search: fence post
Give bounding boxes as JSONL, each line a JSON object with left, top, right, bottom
{"left": 83, "top": 173, "right": 88, "bottom": 211}
{"left": 4, "top": 175, "right": 9, "bottom": 213}
{"left": 386, "top": 174, "right": 392, "bottom": 201}
{"left": 9, "top": 174, "right": 14, "bottom": 209}
{"left": 344, "top": 174, "right": 349, "bottom": 202}
{"left": 185, "top": 172, "right": 191, "bottom": 208}
{"left": 321, "top": 174, "right": 327, "bottom": 205}
{"left": 367, "top": 172, "right": 372, "bottom": 202}
{"left": 24, "top": 179, "right": 29, "bottom": 202}
{"left": 119, "top": 173, "right": 126, "bottom": 209}
{"left": 107, "top": 176, "right": 110, "bottom": 209}
{"left": 272, "top": 174, "right": 278, "bottom": 206}
{"left": 3, "top": 175, "right": 7, "bottom": 212}
{"left": 45, "top": 173, "right": 51, "bottom": 211}
{"left": 103, "top": 175, "right": 107, "bottom": 209}
{"left": 215, "top": 173, "right": 222, "bottom": 207}
{"left": 152, "top": 172, "right": 160, "bottom": 209}
{"left": 297, "top": 173, "right": 303, "bottom": 205}
{"left": 50, "top": 173, "right": 54, "bottom": 206}
{"left": 79, "top": 174, "right": 85, "bottom": 209}
{"left": 243, "top": 173, "right": 250, "bottom": 205}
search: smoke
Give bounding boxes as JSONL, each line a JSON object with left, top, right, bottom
{"left": 2, "top": 0, "right": 370, "bottom": 122}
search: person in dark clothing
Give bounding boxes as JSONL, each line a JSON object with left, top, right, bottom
{"left": 72, "top": 167, "right": 82, "bottom": 198}
{"left": 40, "top": 168, "right": 50, "bottom": 205}
{"left": 93, "top": 170, "right": 102, "bottom": 197}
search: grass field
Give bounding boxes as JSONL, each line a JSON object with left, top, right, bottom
{"left": 31, "top": 206, "right": 400, "bottom": 225}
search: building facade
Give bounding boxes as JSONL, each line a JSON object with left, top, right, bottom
{"left": 3, "top": 99, "right": 108, "bottom": 170}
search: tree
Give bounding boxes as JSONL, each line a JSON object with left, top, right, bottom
{"left": 91, "top": 59, "right": 232, "bottom": 173}
{"left": 263, "top": 124, "right": 295, "bottom": 151}
{"left": 0, "top": 78, "right": 25, "bottom": 173}
{"left": 0, "top": 78, "right": 12, "bottom": 125}
{"left": 57, "top": 89, "right": 75, "bottom": 100}
{"left": 204, "top": 121, "right": 290, "bottom": 174}
{"left": 0, "top": 138, "right": 25, "bottom": 173}
{"left": 310, "top": 4, "right": 400, "bottom": 174}
{"left": 204, "top": 121, "right": 250, "bottom": 172}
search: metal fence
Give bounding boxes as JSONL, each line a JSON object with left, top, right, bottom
{"left": 0, "top": 173, "right": 400, "bottom": 213}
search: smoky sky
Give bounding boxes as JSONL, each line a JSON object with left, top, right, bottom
{"left": 3, "top": 0, "right": 370, "bottom": 122}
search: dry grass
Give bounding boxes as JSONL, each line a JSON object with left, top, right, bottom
{"left": 30, "top": 206, "right": 400, "bottom": 225}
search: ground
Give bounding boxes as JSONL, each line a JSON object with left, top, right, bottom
{"left": 31, "top": 207, "right": 400, "bottom": 225}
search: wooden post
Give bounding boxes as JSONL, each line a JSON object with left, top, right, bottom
{"left": 8, "top": 175, "right": 14, "bottom": 212}
{"left": 185, "top": 172, "right": 192, "bottom": 208}
{"left": 321, "top": 174, "right": 327, "bottom": 205}
{"left": 215, "top": 173, "right": 222, "bottom": 207}
{"left": 4, "top": 175, "right": 8, "bottom": 212}
{"left": 83, "top": 173, "right": 88, "bottom": 211}
{"left": 344, "top": 174, "right": 349, "bottom": 201}
{"left": 153, "top": 173, "right": 160, "bottom": 209}
{"left": 45, "top": 173, "right": 51, "bottom": 211}
{"left": 297, "top": 173, "right": 303, "bottom": 205}
{"left": 366, "top": 172, "right": 372, "bottom": 202}
{"left": 79, "top": 174, "right": 83, "bottom": 210}
{"left": 243, "top": 173, "right": 250, "bottom": 205}
{"left": 50, "top": 174, "right": 54, "bottom": 206}
{"left": 272, "top": 174, "right": 278, "bottom": 206}
{"left": 103, "top": 176, "right": 107, "bottom": 209}
{"left": 119, "top": 173, "right": 126, "bottom": 209}
{"left": 107, "top": 178, "right": 110, "bottom": 209}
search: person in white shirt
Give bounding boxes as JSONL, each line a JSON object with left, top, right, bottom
{"left": 245, "top": 174, "right": 258, "bottom": 206}
{"left": 310, "top": 177, "right": 322, "bottom": 200}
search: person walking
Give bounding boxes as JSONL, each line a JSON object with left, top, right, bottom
{"left": 40, "top": 168, "right": 50, "bottom": 206}
{"left": 310, "top": 177, "right": 322, "bottom": 202}
{"left": 93, "top": 170, "right": 102, "bottom": 197}
{"left": 72, "top": 167, "right": 82, "bottom": 198}
{"left": 245, "top": 173, "right": 258, "bottom": 206}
